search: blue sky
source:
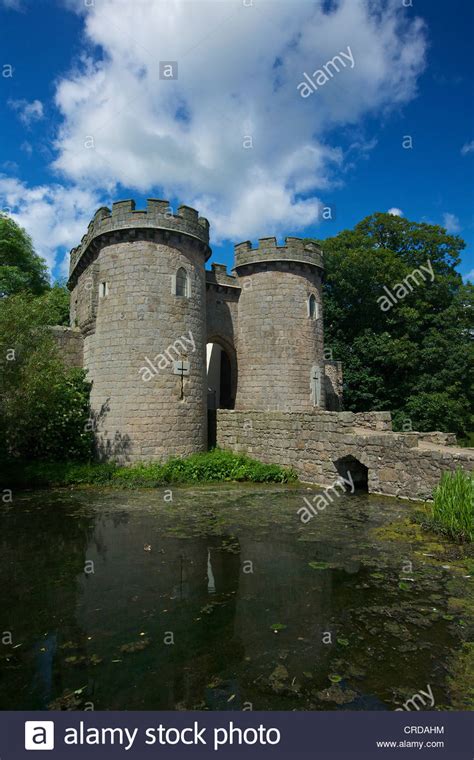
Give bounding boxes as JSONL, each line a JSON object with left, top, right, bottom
{"left": 0, "top": 0, "right": 473, "bottom": 282}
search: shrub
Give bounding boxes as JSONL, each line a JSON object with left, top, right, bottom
{"left": 112, "top": 449, "right": 297, "bottom": 487}
{"left": 429, "top": 469, "right": 473, "bottom": 543}
{"left": 0, "top": 293, "right": 94, "bottom": 462}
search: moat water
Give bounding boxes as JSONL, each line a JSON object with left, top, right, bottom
{"left": 1, "top": 485, "right": 472, "bottom": 711}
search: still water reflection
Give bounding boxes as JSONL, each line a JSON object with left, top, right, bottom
{"left": 1, "top": 485, "right": 471, "bottom": 710}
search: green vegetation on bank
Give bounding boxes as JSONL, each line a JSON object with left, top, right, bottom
{"left": 421, "top": 470, "right": 473, "bottom": 543}
{"left": 2, "top": 449, "right": 298, "bottom": 489}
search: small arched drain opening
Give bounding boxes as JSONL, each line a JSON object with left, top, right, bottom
{"left": 334, "top": 455, "right": 369, "bottom": 493}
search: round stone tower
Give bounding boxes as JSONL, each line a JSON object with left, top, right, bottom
{"left": 233, "top": 237, "right": 325, "bottom": 412}
{"left": 68, "top": 199, "right": 211, "bottom": 463}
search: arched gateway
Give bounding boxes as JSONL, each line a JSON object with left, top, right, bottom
{"left": 206, "top": 336, "right": 237, "bottom": 410}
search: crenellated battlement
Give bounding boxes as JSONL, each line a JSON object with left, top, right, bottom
{"left": 206, "top": 262, "right": 240, "bottom": 290}
{"left": 69, "top": 199, "right": 210, "bottom": 285}
{"left": 233, "top": 236, "right": 323, "bottom": 271}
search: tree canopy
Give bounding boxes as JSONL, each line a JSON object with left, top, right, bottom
{"left": 0, "top": 213, "right": 50, "bottom": 297}
{"left": 319, "top": 213, "right": 473, "bottom": 437}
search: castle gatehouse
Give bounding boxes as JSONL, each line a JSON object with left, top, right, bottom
{"left": 58, "top": 199, "right": 473, "bottom": 499}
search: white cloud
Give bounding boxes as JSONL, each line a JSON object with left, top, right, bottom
{"left": 48, "top": 0, "right": 426, "bottom": 243}
{"left": 461, "top": 140, "right": 474, "bottom": 156}
{"left": 8, "top": 98, "right": 44, "bottom": 126}
{"left": 442, "top": 212, "right": 461, "bottom": 234}
{"left": 0, "top": 0, "right": 427, "bottom": 276}
{"left": 387, "top": 207, "right": 403, "bottom": 217}
{"left": 0, "top": 175, "right": 102, "bottom": 274}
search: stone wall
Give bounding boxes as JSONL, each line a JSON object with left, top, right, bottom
{"left": 215, "top": 409, "right": 474, "bottom": 500}
{"left": 413, "top": 431, "right": 458, "bottom": 446}
{"left": 49, "top": 326, "right": 84, "bottom": 368}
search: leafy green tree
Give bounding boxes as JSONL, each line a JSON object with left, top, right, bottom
{"left": 0, "top": 293, "right": 93, "bottom": 462}
{"left": 0, "top": 214, "right": 50, "bottom": 296}
{"left": 38, "top": 281, "right": 71, "bottom": 326}
{"left": 319, "top": 213, "right": 473, "bottom": 436}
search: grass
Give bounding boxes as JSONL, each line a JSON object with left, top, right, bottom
{"left": 1, "top": 448, "right": 298, "bottom": 489}
{"left": 424, "top": 469, "right": 474, "bottom": 543}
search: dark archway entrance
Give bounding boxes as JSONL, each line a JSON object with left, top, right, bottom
{"left": 206, "top": 341, "right": 235, "bottom": 410}
{"left": 334, "top": 455, "right": 369, "bottom": 492}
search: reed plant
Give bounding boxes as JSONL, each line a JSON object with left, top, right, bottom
{"left": 430, "top": 469, "right": 473, "bottom": 542}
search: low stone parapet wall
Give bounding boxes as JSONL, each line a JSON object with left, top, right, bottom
{"left": 216, "top": 409, "right": 473, "bottom": 500}
{"left": 348, "top": 410, "right": 392, "bottom": 430}
{"left": 415, "top": 431, "right": 458, "bottom": 446}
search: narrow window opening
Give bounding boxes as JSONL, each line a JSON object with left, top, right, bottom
{"left": 308, "top": 294, "right": 318, "bottom": 319}
{"left": 99, "top": 281, "right": 109, "bottom": 298}
{"left": 176, "top": 267, "right": 188, "bottom": 297}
